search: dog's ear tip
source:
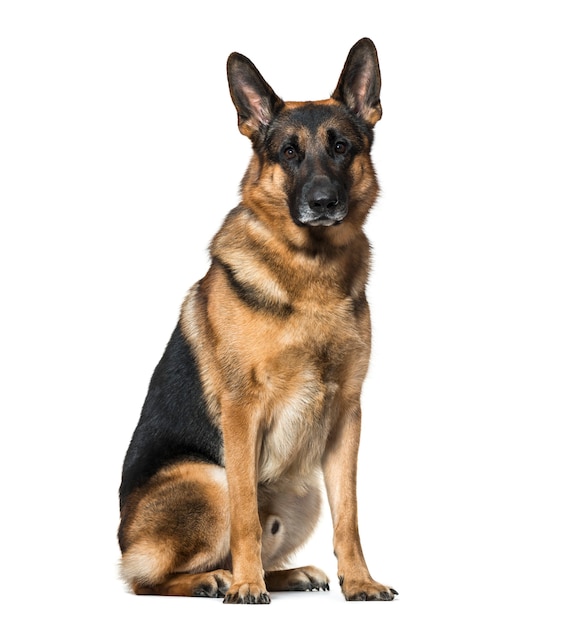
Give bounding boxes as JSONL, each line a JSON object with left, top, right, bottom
{"left": 227, "top": 52, "right": 249, "bottom": 72}
{"left": 350, "top": 37, "right": 378, "bottom": 56}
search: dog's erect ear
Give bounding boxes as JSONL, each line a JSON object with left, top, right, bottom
{"left": 227, "top": 52, "right": 284, "bottom": 140}
{"left": 332, "top": 38, "right": 382, "bottom": 126}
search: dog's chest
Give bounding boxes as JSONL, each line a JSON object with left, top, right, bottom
{"left": 255, "top": 298, "right": 361, "bottom": 485}
{"left": 257, "top": 364, "right": 338, "bottom": 486}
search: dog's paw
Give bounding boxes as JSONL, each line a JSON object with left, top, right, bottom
{"left": 265, "top": 565, "right": 330, "bottom": 592}
{"left": 339, "top": 576, "right": 398, "bottom": 601}
{"left": 223, "top": 582, "right": 271, "bottom": 604}
{"left": 287, "top": 566, "right": 330, "bottom": 592}
{"left": 192, "top": 570, "right": 232, "bottom": 598}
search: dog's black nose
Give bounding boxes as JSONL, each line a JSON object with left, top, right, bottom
{"left": 308, "top": 187, "right": 339, "bottom": 212}
{"left": 296, "top": 175, "right": 347, "bottom": 226}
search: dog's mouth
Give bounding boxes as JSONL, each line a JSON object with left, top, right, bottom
{"left": 305, "top": 217, "right": 344, "bottom": 227}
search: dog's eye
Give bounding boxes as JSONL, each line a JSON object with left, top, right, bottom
{"left": 283, "top": 146, "right": 297, "bottom": 160}
{"left": 334, "top": 141, "right": 347, "bottom": 155}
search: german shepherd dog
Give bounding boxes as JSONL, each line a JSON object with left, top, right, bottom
{"left": 118, "top": 37, "right": 397, "bottom": 604}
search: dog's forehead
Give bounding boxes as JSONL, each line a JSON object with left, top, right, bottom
{"left": 272, "top": 103, "right": 358, "bottom": 139}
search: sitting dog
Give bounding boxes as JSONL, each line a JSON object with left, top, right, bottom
{"left": 118, "top": 37, "right": 397, "bottom": 604}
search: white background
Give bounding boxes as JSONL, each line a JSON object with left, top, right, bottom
{"left": 1, "top": 1, "right": 567, "bottom": 624}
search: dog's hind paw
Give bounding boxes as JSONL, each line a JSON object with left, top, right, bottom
{"left": 192, "top": 570, "right": 233, "bottom": 598}
{"left": 265, "top": 565, "right": 330, "bottom": 592}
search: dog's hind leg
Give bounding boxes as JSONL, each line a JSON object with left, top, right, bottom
{"left": 119, "top": 460, "right": 231, "bottom": 596}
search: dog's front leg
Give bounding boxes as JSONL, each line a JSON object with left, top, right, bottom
{"left": 323, "top": 402, "right": 397, "bottom": 601}
{"left": 221, "top": 403, "right": 270, "bottom": 604}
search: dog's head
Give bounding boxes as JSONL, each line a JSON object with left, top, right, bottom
{"left": 227, "top": 38, "right": 382, "bottom": 244}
